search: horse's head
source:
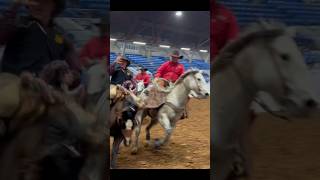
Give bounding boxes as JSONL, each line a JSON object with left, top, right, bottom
{"left": 84, "top": 61, "right": 107, "bottom": 95}
{"left": 237, "top": 21, "right": 318, "bottom": 115}
{"left": 180, "top": 70, "right": 210, "bottom": 99}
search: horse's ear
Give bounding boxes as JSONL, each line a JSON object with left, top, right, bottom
{"left": 286, "top": 27, "right": 296, "bottom": 37}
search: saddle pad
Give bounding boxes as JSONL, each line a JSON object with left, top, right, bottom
{"left": 140, "top": 85, "right": 167, "bottom": 108}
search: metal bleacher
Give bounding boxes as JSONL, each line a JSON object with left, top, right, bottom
{"left": 221, "top": 0, "right": 320, "bottom": 26}
{"left": 221, "top": 0, "right": 320, "bottom": 65}
{"left": 0, "top": 0, "right": 108, "bottom": 18}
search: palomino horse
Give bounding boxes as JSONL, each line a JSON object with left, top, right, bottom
{"left": 110, "top": 84, "right": 145, "bottom": 168}
{"left": 131, "top": 70, "right": 209, "bottom": 154}
{"left": 211, "top": 21, "right": 318, "bottom": 180}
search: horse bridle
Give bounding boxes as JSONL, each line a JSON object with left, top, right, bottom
{"left": 231, "top": 47, "right": 290, "bottom": 121}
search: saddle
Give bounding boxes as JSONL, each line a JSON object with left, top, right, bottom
{"left": 139, "top": 78, "right": 172, "bottom": 108}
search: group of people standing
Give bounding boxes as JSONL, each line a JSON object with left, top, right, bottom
{"left": 110, "top": 50, "right": 185, "bottom": 90}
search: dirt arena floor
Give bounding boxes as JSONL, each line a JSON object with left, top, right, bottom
{"left": 252, "top": 113, "right": 320, "bottom": 179}
{"left": 110, "top": 98, "right": 210, "bottom": 169}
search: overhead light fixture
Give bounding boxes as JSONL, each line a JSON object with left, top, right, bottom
{"left": 133, "top": 41, "right": 146, "bottom": 45}
{"left": 110, "top": 38, "right": 117, "bottom": 41}
{"left": 175, "top": 11, "right": 183, "bottom": 17}
{"left": 181, "top": 47, "right": 190, "bottom": 51}
{"left": 200, "top": 50, "right": 208, "bottom": 53}
{"left": 159, "top": 45, "right": 170, "bottom": 48}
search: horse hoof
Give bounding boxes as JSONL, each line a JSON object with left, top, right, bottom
{"left": 131, "top": 147, "right": 138, "bottom": 155}
{"left": 144, "top": 141, "right": 151, "bottom": 147}
{"left": 154, "top": 139, "right": 162, "bottom": 149}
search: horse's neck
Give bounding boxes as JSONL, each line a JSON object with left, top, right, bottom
{"left": 166, "top": 83, "right": 189, "bottom": 107}
{"left": 86, "top": 91, "right": 104, "bottom": 112}
{"left": 212, "top": 67, "right": 255, "bottom": 139}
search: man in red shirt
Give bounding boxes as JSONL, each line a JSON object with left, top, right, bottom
{"left": 134, "top": 67, "right": 151, "bottom": 87}
{"left": 154, "top": 50, "right": 185, "bottom": 85}
{"left": 211, "top": 0, "right": 239, "bottom": 61}
{"left": 79, "top": 17, "right": 108, "bottom": 68}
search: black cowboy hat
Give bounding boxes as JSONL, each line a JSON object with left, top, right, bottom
{"left": 120, "top": 55, "right": 131, "bottom": 66}
{"left": 139, "top": 67, "right": 148, "bottom": 71}
{"left": 170, "top": 50, "right": 183, "bottom": 59}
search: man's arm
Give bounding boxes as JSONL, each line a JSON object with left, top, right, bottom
{"left": 154, "top": 63, "right": 167, "bottom": 78}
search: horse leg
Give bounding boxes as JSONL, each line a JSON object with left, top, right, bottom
{"left": 130, "top": 109, "right": 145, "bottom": 155}
{"left": 111, "top": 135, "right": 123, "bottom": 169}
{"left": 145, "top": 117, "right": 158, "bottom": 146}
{"left": 154, "top": 113, "right": 173, "bottom": 149}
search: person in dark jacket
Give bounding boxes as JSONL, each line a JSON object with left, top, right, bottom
{"left": 0, "top": 0, "right": 80, "bottom": 75}
{"left": 110, "top": 55, "right": 132, "bottom": 85}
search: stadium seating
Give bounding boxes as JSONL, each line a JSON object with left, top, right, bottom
{"left": 221, "top": 0, "right": 320, "bottom": 26}
{"left": 110, "top": 52, "right": 210, "bottom": 74}
{"left": 0, "top": 0, "right": 108, "bottom": 18}
{"left": 220, "top": 0, "right": 320, "bottom": 64}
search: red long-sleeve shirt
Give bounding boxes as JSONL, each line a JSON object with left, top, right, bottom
{"left": 79, "top": 35, "right": 108, "bottom": 67}
{"left": 155, "top": 61, "right": 185, "bottom": 83}
{"left": 134, "top": 72, "right": 151, "bottom": 87}
{"left": 211, "top": 2, "right": 239, "bottom": 61}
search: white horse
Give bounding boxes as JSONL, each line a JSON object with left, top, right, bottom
{"left": 211, "top": 21, "right": 318, "bottom": 180}
{"left": 136, "top": 80, "right": 145, "bottom": 95}
{"left": 80, "top": 61, "right": 108, "bottom": 180}
{"left": 131, "top": 70, "right": 209, "bottom": 154}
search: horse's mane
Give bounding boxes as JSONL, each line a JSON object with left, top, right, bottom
{"left": 212, "top": 20, "right": 289, "bottom": 74}
{"left": 174, "top": 69, "right": 200, "bottom": 85}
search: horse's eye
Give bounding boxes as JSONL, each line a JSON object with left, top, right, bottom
{"left": 280, "top": 54, "right": 290, "bottom": 61}
{"left": 197, "top": 78, "right": 201, "bottom": 81}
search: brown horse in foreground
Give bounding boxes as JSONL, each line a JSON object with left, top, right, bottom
{"left": 0, "top": 72, "right": 107, "bottom": 180}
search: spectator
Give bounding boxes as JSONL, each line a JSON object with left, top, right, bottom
{"left": 134, "top": 67, "right": 151, "bottom": 87}
{"left": 110, "top": 55, "right": 132, "bottom": 85}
